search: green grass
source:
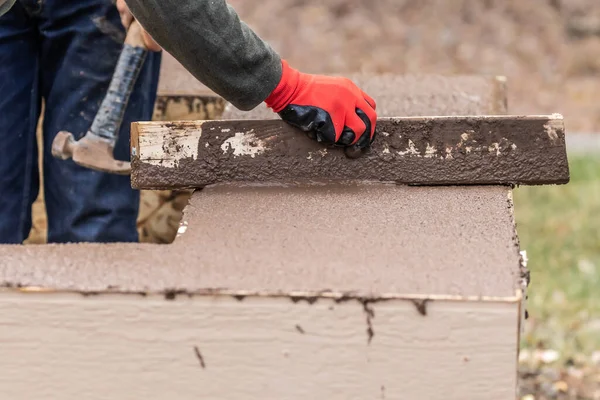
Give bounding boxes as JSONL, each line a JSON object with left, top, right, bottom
{"left": 513, "top": 155, "right": 600, "bottom": 355}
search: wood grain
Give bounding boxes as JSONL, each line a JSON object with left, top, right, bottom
{"left": 130, "top": 114, "right": 569, "bottom": 189}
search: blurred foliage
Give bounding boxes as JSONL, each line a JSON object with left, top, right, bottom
{"left": 514, "top": 155, "right": 600, "bottom": 356}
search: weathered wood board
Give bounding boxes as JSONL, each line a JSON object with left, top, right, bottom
{"left": 130, "top": 114, "right": 569, "bottom": 190}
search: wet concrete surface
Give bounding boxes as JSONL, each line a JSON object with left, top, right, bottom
{"left": 0, "top": 185, "right": 520, "bottom": 298}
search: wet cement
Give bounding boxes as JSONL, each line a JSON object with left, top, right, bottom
{"left": 0, "top": 185, "right": 520, "bottom": 298}
{"left": 222, "top": 74, "right": 508, "bottom": 119}
{"left": 131, "top": 115, "right": 569, "bottom": 190}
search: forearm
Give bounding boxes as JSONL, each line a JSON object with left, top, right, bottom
{"left": 124, "top": 0, "right": 282, "bottom": 110}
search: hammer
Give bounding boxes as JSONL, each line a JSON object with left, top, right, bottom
{"left": 51, "top": 19, "right": 149, "bottom": 175}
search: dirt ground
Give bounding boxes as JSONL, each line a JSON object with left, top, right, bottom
{"left": 519, "top": 365, "right": 600, "bottom": 400}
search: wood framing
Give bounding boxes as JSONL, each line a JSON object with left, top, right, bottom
{"left": 130, "top": 114, "right": 569, "bottom": 190}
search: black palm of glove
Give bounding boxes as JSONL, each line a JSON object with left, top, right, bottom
{"left": 265, "top": 60, "right": 378, "bottom": 150}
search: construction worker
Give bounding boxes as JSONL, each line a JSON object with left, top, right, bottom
{"left": 0, "top": 0, "right": 162, "bottom": 244}
{"left": 120, "top": 0, "right": 378, "bottom": 150}
{"left": 0, "top": 0, "right": 377, "bottom": 244}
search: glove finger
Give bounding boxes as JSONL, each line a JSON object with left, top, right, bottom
{"left": 354, "top": 108, "right": 374, "bottom": 149}
{"left": 338, "top": 127, "right": 356, "bottom": 146}
{"left": 362, "top": 91, "right": 377, "bottom": 110}
{"left": 345, "top": 110, "right": 368, "bottom": 146}
{"left": 358, "top": 98, "right": 377, "bottom": 138}
{"left": 279, "top": 105, "right": 337, "bottom": 144}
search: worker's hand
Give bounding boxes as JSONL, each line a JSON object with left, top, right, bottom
{"left": 265, "top": 60, "right": 377, "bottom": 149}
{"left": 115, "top": 0, "right": 162, "bottom": 52}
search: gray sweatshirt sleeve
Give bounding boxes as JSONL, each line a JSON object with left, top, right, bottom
{"left": 124, "top": 0, "right": 282, "bottom": 111}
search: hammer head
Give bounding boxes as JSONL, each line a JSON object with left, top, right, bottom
{"left": 51, "top": 131, "right": 131, "bottom": 175}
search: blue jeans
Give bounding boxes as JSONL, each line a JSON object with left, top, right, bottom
{"left": 0, "top": 0, "right": 161, "bottom": 243}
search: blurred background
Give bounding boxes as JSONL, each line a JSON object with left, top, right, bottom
{"left": 26, "top": 1, "right": 600, "bottom": 398}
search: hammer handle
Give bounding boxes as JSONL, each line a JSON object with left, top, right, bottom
{"left": 89, "top": 20, "right": 148, "bottom": 143}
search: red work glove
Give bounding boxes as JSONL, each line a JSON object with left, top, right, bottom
{"left": 264, "top": 60, "right": 377, "bottom": 149}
